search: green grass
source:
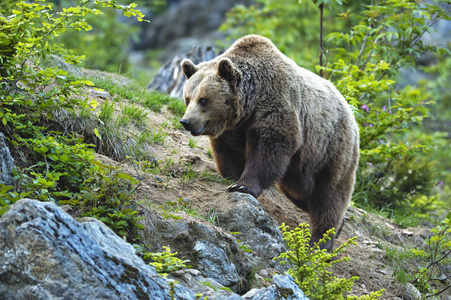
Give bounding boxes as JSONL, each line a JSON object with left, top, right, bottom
{"left": 188, "top": 137, "right": 198, "bottom": 148}
{"left": 159, "top": 197, "right": 218, "bottom": 225}
{"left": 119, "top": 103, "right": 147, "bottom": 126}
{"left": 351, "top": 200, "right": 420, "bottom": 228}
{"left": 87, "top": 76, "right": 177, "bottom": 113}
{"left": 181, "top": 163, "right": 199, "bottom": 183}
{"left": 384, "top": 245, "right": 421, "bottom": 284}
{"left": 99, "top": 100, "right": 115, "bottom": 124}
{"left": 171, "top": 116, "right": 183, "bottom": 130}
{"left": 167, "top": 97, "right": 186, "bottom": 117}
{"left": 201, "top": 170, "right": 233, "bottom": 185}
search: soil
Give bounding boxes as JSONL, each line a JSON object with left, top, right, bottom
{"left": 88, "top": 84, "right": 439, "bottom": 300}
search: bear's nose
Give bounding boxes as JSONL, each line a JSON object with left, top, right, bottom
{"left": 180, "top": 119, "right": 191, "bottom": 131}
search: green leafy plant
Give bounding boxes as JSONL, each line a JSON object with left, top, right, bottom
{"left": 200, "top": 281, "right": 232, "bottom": 293}
{"left": 143, "top": 246, "right": 189, "bottom": 276}
{"left": 274, "top": 223, "right": 384, "bottom": 299}
{"left": 60, "top": 160, "right": 144, "bottom": 240}
{"left": 0, "top": 1, "right": 147, "bottom": 239}
{"left": 13, "top": 134, "right": 95, "bottom": 201}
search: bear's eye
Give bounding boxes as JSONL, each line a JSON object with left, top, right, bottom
{"left": 185, "top": 98, "right": 190, "bottom": 105}
{"left": 198, "top": 98, "right": 208, "bottom": 106}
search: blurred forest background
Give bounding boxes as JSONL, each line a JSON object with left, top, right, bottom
{"left": 1, "top": 0, "right": 450, "bottom": 226}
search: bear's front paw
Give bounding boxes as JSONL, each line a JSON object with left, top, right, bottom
{"left": 227, "top": 183, "right": 258, "bottom": 197}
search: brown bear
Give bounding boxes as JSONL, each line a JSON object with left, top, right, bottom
{"left": 179, "top": 35, "right": 359, "bottom": 250}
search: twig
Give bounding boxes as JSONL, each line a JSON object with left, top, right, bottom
{"left": 319, "top": 3, "right": 324, "bottom": 78}
{"left": 429, "top": 284, "right": 451, "bottom": 298}
{"left": 355, "top": 26, "right": 371, "bottom": 67}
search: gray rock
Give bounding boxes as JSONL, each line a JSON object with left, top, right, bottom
{"left": 147, "top": 44, "right": 218, "bottom": 99}
{"left": 0, "top": 132, "right": 14, "bottom": 186}
{"left": 194, "top": 240, "right": 240, "bottom": 287}
{"left": 170, "top": 269, "right": 242, "bottom": 300}
{"left": 402, "top": 283, "right": 422, "bottom": 300}
{"left": 243, "top": 274, "right": 309, "bottom": 300}
{"left": 0, "top": 199, "right": 195, "bottom": 300}
{"left": 139, "top": 212, "right": 253, "bottom": 294}
{"left": 218, "top": 193, "right": 287, "bottom": 269}
{"left": 139, "top": 192, "right": 288, "bottom": 293}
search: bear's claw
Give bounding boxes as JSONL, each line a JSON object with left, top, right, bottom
{"left": 227, "top": 183, "right": 256, "bottom": 197}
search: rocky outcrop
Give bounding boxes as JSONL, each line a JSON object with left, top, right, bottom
{"left": 0, "top": 132, "right": 14, "bottom": 186}
{"left": 0, "top": 199, "right": 308, "bottom": 299}
{"left": 146, "top": 45, "right": 218, "bottom": 99}
{"left": 0, "top": 199, "right": 194, "bottom": 300}
{"left": 217, "top": 193, "right": 286, "bottom": 269}
{"left": 139, "top": 193, "right": 287, "bottom": 294}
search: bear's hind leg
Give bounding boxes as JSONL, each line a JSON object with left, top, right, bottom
{"left": 308, "top": 169, "right": 353, "bottom": 251}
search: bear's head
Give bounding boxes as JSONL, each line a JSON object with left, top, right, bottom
{"left": 180, "top": 57, "right": 241, "bottom": 138}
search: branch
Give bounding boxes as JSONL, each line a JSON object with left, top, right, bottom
{"left": 429, "top": 284, "right": 451, "bottom": 298}
{"left": 355, "top": 26, "right": 371, "bottom": 67}
{"left": 426, "top": 248, "right": 451, "bottom": 270}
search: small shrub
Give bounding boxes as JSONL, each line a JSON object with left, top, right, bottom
{"left": 143, "top": 246, "right": 189, "bottom": 276}
{"left": 274, "top": 223, "right": 384, "bottom": 299}
{"left": 61, "top": 161, "right": 144, "bottom": 240}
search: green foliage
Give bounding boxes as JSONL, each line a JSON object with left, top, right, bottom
{"left": 0, "top": 184, "right": 24, "bottom": 215}
{"left": 221, "top": 0, "right": 322, "bottom": 69}
{"left": 61, "top": 161, "right": 144, "bottom": 239}
{"left": 56, "top": 4, "right": 138, "bottom": 72}
{"left": 143, "top": 246, "right": 189, "bottom": 276}
{"left": 200, "top": 281, "right": 232, "bottom": 293}
{"left": 14, "top": 134, "right": 95, "bottom": 201}
{"left": 274, "top": 223, "right": 384, "bottom": 299}
{"left": 322, "top": 0, "right": 450, "bottom": 217}
{"left": 0, "top": 0, "right": 147, "bottom": 241}
{"left": 230, "top": 232, "right": 253, "bottom": 253}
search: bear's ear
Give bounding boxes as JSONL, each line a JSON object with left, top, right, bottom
{"left": 217, "top": 58, "right": 236, "bottom": 82}
{"left": 181, "top": 59, "right": 198, "bottom": 79}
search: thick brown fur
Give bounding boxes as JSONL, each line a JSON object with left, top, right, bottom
{"left": 180, "top": 35, "right": 360, "bottom": 250}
